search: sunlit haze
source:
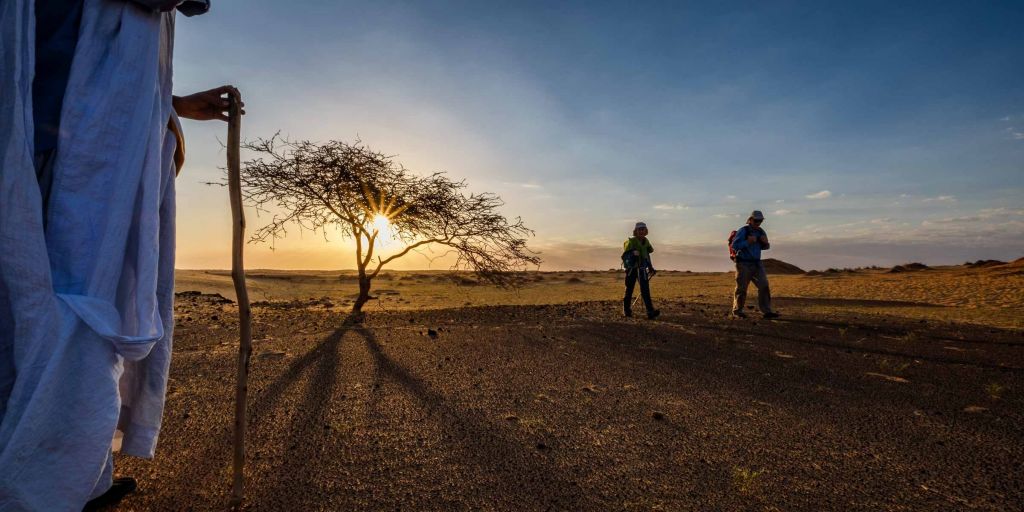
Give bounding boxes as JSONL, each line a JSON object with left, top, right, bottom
{"left": 171, "top": 2, "right": 1024, "bottom": 271}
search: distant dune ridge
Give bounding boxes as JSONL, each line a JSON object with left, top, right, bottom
{"left": 760, "top": 258, "right": 805, "bottom": 275}
{"left": 888, "top": 262, "right": 930, "bottom": 273}
{"left": 964, "top": 259, "right": 1007, "bottom": 269}
{"left": 986, "top": 257, "right": 1024, "bottom": 275}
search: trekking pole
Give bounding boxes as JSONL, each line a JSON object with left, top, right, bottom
{"left": 227, "top": 92, "right": 253, "bottom": 508}
{"left": 630, "top": 262, "right": 656, "bottom": 311}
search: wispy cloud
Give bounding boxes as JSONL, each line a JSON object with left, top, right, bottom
{"left": 775, "top": 199, "right": 785, "bottom": 204}
{"left": 653, "top": 203, "right": 689, "bottom": 211}
{"left": 922, "top": 195, "right": 956, "bottom": 203}
{"left": 713, "top": 213, "right": 740, "bottom": 219}
{"left": 870, "top": 217, "right": 892, "bottom": 224}
{"left": 805, "top": 190, "right": 831, "bottom": 200}
{"left": 979, "top": 207, "right": 1024, "bottom": 217}
{"left": 1001, "top": 116, "right": 1012, "bottom": 122}
{"left": 1013, "top": 132, "right": 1024, "bottom": 140}
{"left": 502, "top": 181, "right": 543, "bottom": 189}
{"left": 922, "top": 216, "right": 983, "bottom": 225}
{"left": 774, "top": 209, "right": 793, "bottom": 216}
{"left": 725, "top": 195, "right": 737, "bottom": 200}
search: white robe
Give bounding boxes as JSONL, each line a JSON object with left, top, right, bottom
{"left": 0, "top": 1, "right": 178, "bottom": 509}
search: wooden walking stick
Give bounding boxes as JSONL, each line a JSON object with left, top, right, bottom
{"left": 226, "top": 92, "right": 252, "bottom": 508}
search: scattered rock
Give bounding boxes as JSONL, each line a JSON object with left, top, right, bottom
{"left": 256, "top": 350, "right": 287, "bottom": 360}
{"left": 427, "top": 329, "right": 439, "bottom": 339}
{"left": 865, "top": 372, "right": 910, "bottom": 383}
{"left": 652, "top": 411, "right": 666, "bottom": 421}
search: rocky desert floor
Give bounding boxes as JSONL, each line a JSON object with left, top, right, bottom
{"left": 114, "top": 265, "right": 1024, "bottom": 511}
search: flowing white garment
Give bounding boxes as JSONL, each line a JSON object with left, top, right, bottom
{"left": 0, "top": 1, "right": 177, "bottom": 509}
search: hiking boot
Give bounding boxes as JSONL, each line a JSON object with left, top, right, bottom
{"left": 624, "top": 309, "right": 633, "bottom": 318}
{"left": 763, "top": 311, "right": 781, "bottom": 319}
{"left": 84, "top": 477, "right": 137, "bottom": 511}
{"left": 732, "top": 310, "right": 747, "bottom": 318}
{"left": 647, "top": 309, "right": 661, "bottom": 320}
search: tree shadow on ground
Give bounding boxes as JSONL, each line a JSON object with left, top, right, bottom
{"left": 156, "top": 314, "right": 360, "bottom": 507}
{"left": 351, "top": 324, "right": 601, "bottom": 510}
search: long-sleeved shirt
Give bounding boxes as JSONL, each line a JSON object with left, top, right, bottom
{"left": 730, "top": 225, "right": 770, "bottom": 262}
{"left": 623, "top": 237, "right": 655, "bottom": 270}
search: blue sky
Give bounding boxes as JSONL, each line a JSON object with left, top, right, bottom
{"left": 171, "top": 1, "right": 1024, "bottom": 271}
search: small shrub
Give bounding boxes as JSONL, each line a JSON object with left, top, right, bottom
{"left": 986, "top": 383, "right": 1006, "bottom": 400}
{"left": 732, "top": 467, "right": 763, "bottom": 494}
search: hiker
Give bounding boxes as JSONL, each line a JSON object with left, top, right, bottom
{"left": 729, "top": 211, "right": 780, "bottom": 319}
{"left": 0, "top": 2, "right": 241, "bottom": 510}
{"left": 623, "top": 222, "right": 660, "bottom": 320}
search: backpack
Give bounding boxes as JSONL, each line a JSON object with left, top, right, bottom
{"left": 727, "top": 227, "right": 744, "bottom": 262}
{"left": 621, "top": 249, "right": 637, "bottom": 269}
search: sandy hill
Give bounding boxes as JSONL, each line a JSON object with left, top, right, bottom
{"left": 761, "top": 258, "right": 805, "bottom": 274}
{"left": 986, "top": 257, "right": 1024, "bottom": 275}
{"left": 889, "top": 262, "right": 930, "bottom": 273}
{"left": 964, "top": 259, "right": 1006, "bottom": 269}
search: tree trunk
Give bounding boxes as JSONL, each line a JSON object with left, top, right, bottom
{"left": 352, "top": 275, "right": 372, "bottom": 313}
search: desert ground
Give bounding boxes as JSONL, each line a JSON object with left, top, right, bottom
{"left": 114, "top": 260, "right": 1024, "bottom": 510}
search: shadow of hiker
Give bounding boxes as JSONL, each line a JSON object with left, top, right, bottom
{"left": 352, "top": 324, "right": 601, "bottom": 510}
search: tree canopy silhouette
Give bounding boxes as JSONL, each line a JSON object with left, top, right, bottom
{"left": 239, "top": 136, "right": 540, "bottom": 313}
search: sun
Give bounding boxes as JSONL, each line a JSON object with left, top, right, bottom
{"left": 372, "top": 213, "right": 392, "bottom": 239}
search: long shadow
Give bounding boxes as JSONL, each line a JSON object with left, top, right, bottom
{"left": 683, "top": 298, "right": 1024, "bottom": 346}
{"left": 353, "top": 324, "right": 603, "bottom": 510}
{"left": 771, "top": 316, "right": 1024, "bottom": 347}
{"left": 245, "top": 317, "right": 352, "bottom": 504}
{"left": 695, "top": 319, "right": 1024, "bottom": 372}
{"left": 774, "top": 296, "right": 944, "bottom": 308}
{"left": 156, "top": 314, "right": 360, "bottom": 504}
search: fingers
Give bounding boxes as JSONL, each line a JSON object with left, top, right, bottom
{"left": 217, "top": 85, "right": 242, "bottom": 102}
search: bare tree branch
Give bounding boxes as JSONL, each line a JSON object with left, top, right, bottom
{"left": 238, "top": 135, "right": 541, "bottom": 313}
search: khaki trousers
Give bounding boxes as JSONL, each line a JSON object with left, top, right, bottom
{"left": 733, "top": 261, "right": 772, "bottom": 313}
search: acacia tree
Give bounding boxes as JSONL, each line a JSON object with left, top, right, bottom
{"left": 239, "top": 136, "right": 540, "bottom": 314}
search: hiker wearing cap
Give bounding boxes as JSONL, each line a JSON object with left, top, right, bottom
{"left": 729, "top": 211, "right": 780, "bottom": 319}
{"left": 622, "top": 222, "right": 661, "bottom": 320}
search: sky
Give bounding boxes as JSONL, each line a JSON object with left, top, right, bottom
{"left": 171, "top": 1, "right": 1024, "bottom": 271}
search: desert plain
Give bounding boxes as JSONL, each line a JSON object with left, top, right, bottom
{"left": 114, "top": 259, "right": 1024, "bottom": 511}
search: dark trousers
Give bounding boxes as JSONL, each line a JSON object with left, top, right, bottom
{"left": 624, "top": 267, "right": 654, "bottom": 314}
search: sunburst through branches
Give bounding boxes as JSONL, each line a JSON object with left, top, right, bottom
{"left": 361, "top": 182, "right": 409, "bottom": 245}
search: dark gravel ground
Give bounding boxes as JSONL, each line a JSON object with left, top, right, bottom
{"left": 114, "top": 295, "right": 1024, "bottom": 511}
